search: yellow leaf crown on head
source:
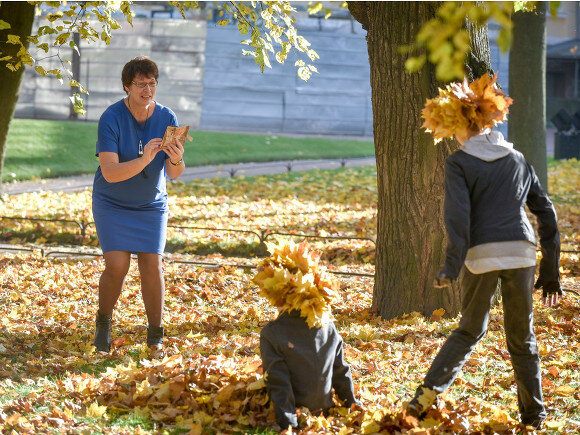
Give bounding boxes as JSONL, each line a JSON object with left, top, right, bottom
{"left": 252, "top": 240, "right": 339, "bottom": 328}
{"left": 421, "top": 73, "right": 513, "bottom": 144}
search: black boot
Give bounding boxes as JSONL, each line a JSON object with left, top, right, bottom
{"left": 93, "top": 310, "right": 112, "bottom": 352}
{"left": 522, "top": 417, "right": 544, "bottom": 430}
{"left": 407, "top": 385, "right": 437, "bottom": 419}
{"left": 147, "top": 325, "right": 164, "bottom": 349}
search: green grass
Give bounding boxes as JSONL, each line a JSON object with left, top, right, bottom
{"left": 3, "top": 118, "right": 374, "bottom": 182}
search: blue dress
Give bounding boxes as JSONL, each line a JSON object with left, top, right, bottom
{"left": 92, "top": 99, "right": 178, "bottom": 254}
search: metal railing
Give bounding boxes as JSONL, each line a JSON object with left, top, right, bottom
{"left": 2, "top": 215, "right": 579, "bottom": 256}
{"left": 1, "top": 244, "right": 374, "bottom": 278}
{"left": 0, "top": 215, "right": 378, "bottom": 250}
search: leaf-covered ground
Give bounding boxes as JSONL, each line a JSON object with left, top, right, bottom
{"left": 0, "top": 256, "right": 578, "bottom": 434}
{"left": 0, "top": 160, "right": 579, "bottom": 433}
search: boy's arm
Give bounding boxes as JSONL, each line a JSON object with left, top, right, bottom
{"left": 331, "top": 327, "right": 357, "bottom": 406}
{"left": 525, "top": 163, "right": 561, "bottom": 294}
{"left": 260, "top": 330, "right": 298, "bottom": 430}
{"left": 440, "top": 158, "right": 471, "bottom": 281}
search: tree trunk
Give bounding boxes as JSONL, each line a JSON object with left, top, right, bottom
{"left": 509, "top": 3, "right": 547, "bottom": 190}
{"left": 349, "top": 2, "right": 491, "bottom": 319}
{"left": 0, "top": 2, "right": 35, "bottom": 190}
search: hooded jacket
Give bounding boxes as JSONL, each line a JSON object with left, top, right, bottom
{"left": 260, "top": 310, "right": 357, "bottom": 429}
{"left": 440, "top": 131, "right": 560, "bottom": 282}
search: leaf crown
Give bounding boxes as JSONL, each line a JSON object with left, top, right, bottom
{"left": 421, "top": 73, "right": 513, "bottom": 144}
{"left": 253, "top": 241, "right": 338, "bottom": 328}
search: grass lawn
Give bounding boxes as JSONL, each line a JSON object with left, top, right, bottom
{"left": 3, "top": 118, "right": 374, "bottom": 182}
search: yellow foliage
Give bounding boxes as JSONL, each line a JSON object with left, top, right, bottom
{"left": 85, "top": 402, "right": 107, "bottom": 418}
{"left": 253, "top": 240, "right": 338, "bottom": 328}
{"left": 421, "top": 73, "right": 513, "bottom": 143}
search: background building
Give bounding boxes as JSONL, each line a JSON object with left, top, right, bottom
{"left": 14, "top": 2, "right": 578, "bottom": 137}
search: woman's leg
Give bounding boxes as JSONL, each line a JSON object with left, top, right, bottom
{"left": 137, "top": 252, "right": 165, "bottom": 327}
{"left": 99, "top": 251, "right": 131, "bottom": 314}
{"left": 94, "top": 250, "right": 131, "bottom": 351}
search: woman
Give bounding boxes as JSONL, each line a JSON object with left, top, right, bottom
{"left": 92, "top": 56, "right": 185, "bottom": 353}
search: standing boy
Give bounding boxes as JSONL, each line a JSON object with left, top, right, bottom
{"left": 409, "top": 74, "right": 561, "bottom": 429}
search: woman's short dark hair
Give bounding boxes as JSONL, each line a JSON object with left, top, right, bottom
{"left": 121, "top": 56, "right": 159, "bottom": 93}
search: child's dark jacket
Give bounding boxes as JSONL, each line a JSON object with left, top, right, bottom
{"left": 260, "top": 310, "right": 357, "bottom": 429}
{"left": 441, "top": 132, "right": 560, "bottom": 281}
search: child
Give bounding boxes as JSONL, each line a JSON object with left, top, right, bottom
{"left": 254, "top": 241, "right": 358, "bottom": 430}
{"left": 408, "top": 74, "right": 561, "bottom": 429}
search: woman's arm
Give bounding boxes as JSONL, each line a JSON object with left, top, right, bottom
{"left": 164, "top": 138, "right": 185, "bottom": 179}
{"left": 99, "top": 138, "right": 162, "bottom": 183}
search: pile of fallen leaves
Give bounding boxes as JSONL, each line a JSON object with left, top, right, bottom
{"left": 0, "top": 254, "right": 578, "bottom": 433}
{"left": 421, "top": 73, "right": 513, "bottom": 143}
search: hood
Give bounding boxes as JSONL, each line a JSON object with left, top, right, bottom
{"left": 461, "top": 131, "right": 514, "bottom": 162}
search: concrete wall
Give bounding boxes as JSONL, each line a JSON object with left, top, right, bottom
{"left": 15, "top": 14, "right": 512, "bottom": 138}
{"left": 15, "top": 17, "right": 206, "bottom": 128}
{"left": 200, "top": 18, "right": 373, "bottom": 135}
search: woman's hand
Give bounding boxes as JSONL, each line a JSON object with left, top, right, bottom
{"left": 164, "top": 138, "right": 184, "bottom": 165}
{"left": 141, "top": 138, "right": 163, "bottom": 165}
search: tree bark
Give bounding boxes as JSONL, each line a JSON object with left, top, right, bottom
{"left": 508, "top": 3, "right": 547, "bottom": 190}
{"left": 0, "top": 1, "right": 35, "bottom": 190}
{"left": 350, "top": 2, "right": 491, "bottom": 319}
{"left": 465, "top": 14, "right": 492, "bottom": 81}
{"left": 347, "top": 1, "right": 369, "bottom": 30}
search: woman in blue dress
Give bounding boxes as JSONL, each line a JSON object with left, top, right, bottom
{"left": 92, "top": 57, "right": 185, "bottom": 353}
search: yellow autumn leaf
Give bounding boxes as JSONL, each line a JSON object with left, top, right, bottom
{"left": 555, "top": 385, "right": 576, "bottom": 396}
{"left": 544, "top": 420, "right": 565, "bottom": 429}
{"left": 431, "top": 307, "right": 446, "bottom": 321}
{"left": 189, "top": 422, "right": 203, "bottom": 435}
{"left": 361, "top": 419, "right": 381, "bottom": 434}
{"left": 85, "top": 402, "right": 107, "bottom": 418}
{"left": 134, "top": 379, "right": 154, "bottom": 399}
{"left": 246, "top": 378, "right": 266, "bottom": 391}
{"left": 153, "top": 382, "right": 171, "bottom": 401}
{"left": 253, "top": 240, "right": 338, "bottom": 328}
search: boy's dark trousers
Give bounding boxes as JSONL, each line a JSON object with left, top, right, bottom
{"left": 423, "top": 266, "right": 546, "bottom": 423}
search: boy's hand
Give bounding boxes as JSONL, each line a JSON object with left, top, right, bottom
{"left": 434, "top": 272, "right": 451, "bottom": 288}
{"left": 534, "top": 277, "right": 562, "bottom": 307}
